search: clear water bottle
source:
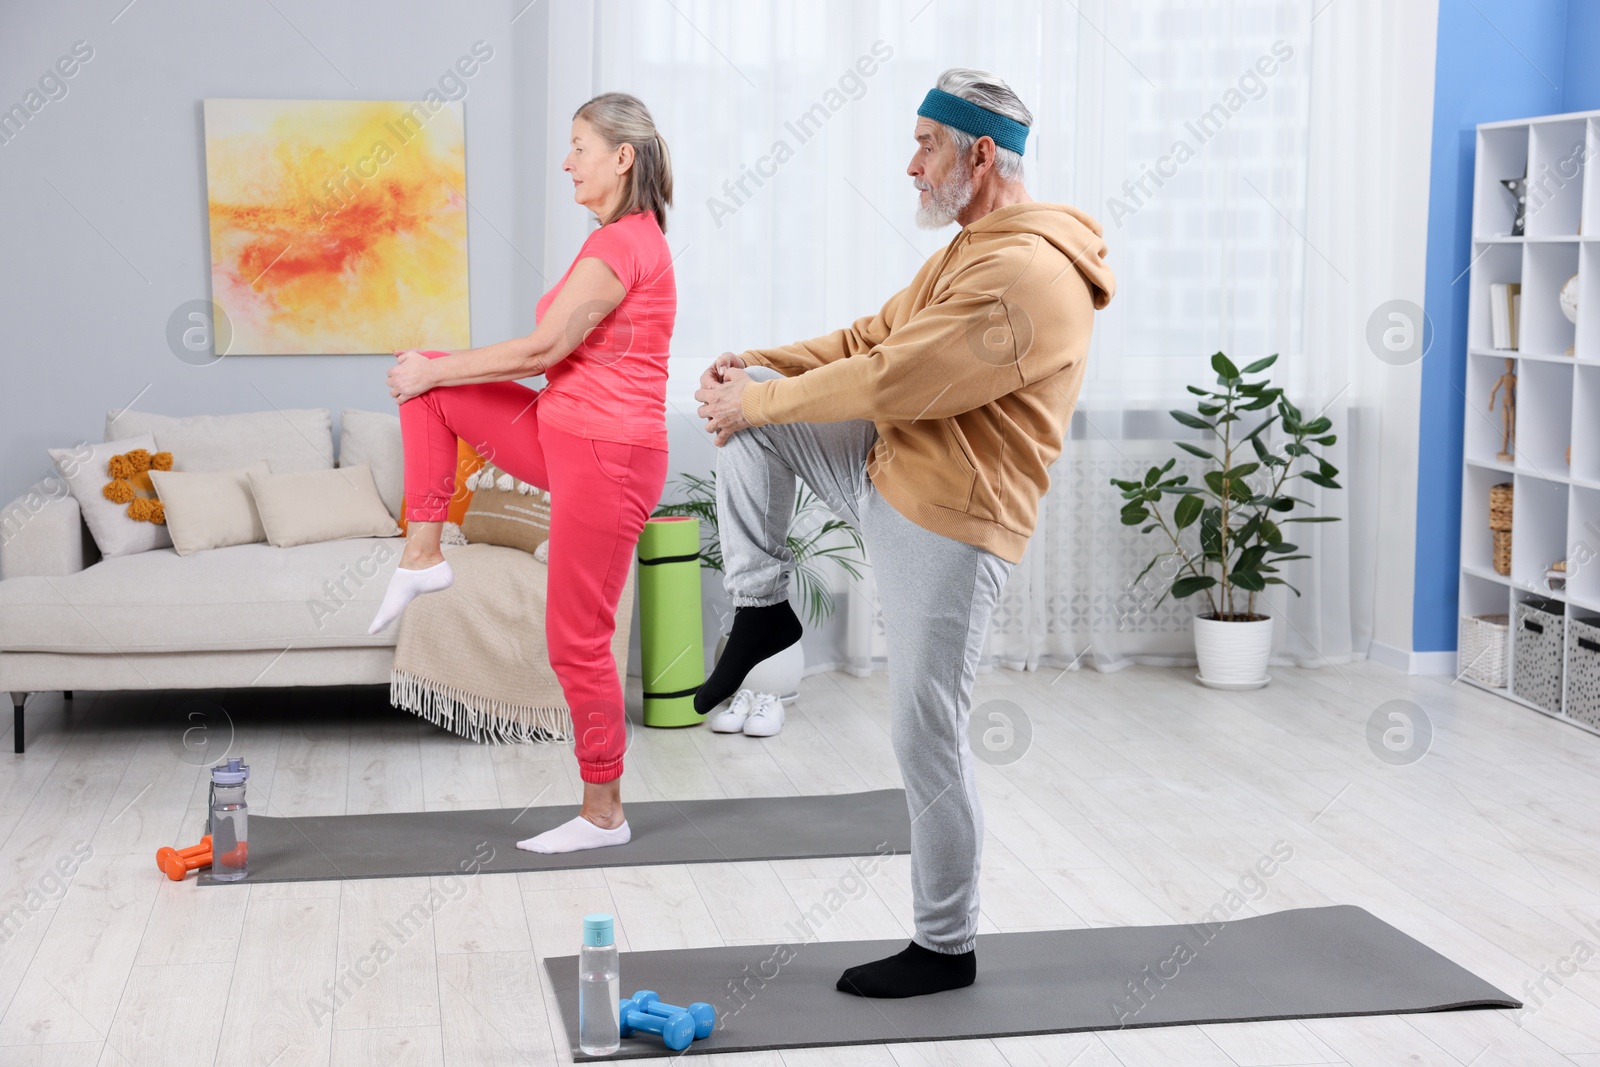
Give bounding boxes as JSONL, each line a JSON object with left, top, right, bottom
{"left": 578, "top": 912, "right": 620, "bottom": 1056}
{"left": 208, "top": 757, "right": 250, "bottom": 882}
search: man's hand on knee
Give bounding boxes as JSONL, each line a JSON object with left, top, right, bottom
{"left": 696, "top": 358, "right": 754, "bottom": 446}
{"left": 699, "top": 351, "right": 746, "bottom": 392}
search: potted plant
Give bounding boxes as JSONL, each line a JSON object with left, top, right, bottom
{"left": 652, "top": 471, "right": 867, "bottom": 701}
{"left": 1111, "top": 352, "right": 1341, "bottom": 689}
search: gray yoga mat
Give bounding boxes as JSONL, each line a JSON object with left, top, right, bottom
{"left": 545, "top": 905, "right": 1519, "bottom": 1059}
{"left": 197, "top": 789, "right": 909, "bottom": 885}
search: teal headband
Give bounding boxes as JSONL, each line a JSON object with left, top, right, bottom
{"left": 917, "top": 87, "right": 1029, "bottom": 156}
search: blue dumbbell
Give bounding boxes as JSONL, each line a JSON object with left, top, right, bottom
{"left": 632, "top": 989, "right": 716, "bottom": 1039}
{"left": 618, "top": 993, "right": 695, "bottom": 1051}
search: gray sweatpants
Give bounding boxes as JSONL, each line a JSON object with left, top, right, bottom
{"left": 717, "top": 365, "right": 1014, "bottom": 954}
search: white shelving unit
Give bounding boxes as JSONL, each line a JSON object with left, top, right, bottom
{"left": 1458, "top": 108, "right": 1600, "bottom": 735}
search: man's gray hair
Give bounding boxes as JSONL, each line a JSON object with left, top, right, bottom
{"left": 934, "top": 67, "right": 1032, "bottom": 182}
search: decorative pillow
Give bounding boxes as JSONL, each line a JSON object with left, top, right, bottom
{"left": 338, "top": 409, "right": 403, "bottom": 521}
{"left": 47, "top": 434, "right": 175, "bottom": 558}
{"left": 248, "top": 463, "right": 402, "bottom": 548}
{"left": 106, "top": 408, "right": 334, "bottom": 474}
{"left": 103, "top": 447, "right": 174, "bottom": 525}
{"left": 459, "top": 464, "right": 552, "bottom": 556}
{"left": 148, "top": 462, "right": 272, "bottom": 557}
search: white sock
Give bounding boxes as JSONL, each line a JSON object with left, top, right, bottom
{"left": 367, "top": 559, "right": 454, "bottom": 634}
{"left": 516, "top": 815, "right": 631, "bottom": 854}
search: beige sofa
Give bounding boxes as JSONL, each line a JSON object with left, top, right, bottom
{"left": 2, "top": 407, "right": 427, "bottom": 752}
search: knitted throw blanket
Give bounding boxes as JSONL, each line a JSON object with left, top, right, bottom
{"left": 389, "top": 541, "right": 635, "bottom": 743}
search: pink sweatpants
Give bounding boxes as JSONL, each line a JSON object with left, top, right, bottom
{"left": 399, "top": 352, "right": 668, "bottom": 783}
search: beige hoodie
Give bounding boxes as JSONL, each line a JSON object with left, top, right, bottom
{"left": 739, "top": 201, "right": 1116, "bottom": 564}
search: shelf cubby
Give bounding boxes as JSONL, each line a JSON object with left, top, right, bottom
{"left": 1474, "top": 125, "right": 1531, "bottom": 237}
{"left": 1465, "top": 352, "right": 1519, "bottom": 464}
{"left": 1519, "top": 241, "right": 1580, "bottom": 356}
{"left": 1525, "top": 119, "right": 1588, "bottom": 237}
{"left": 1465, "top": 243, "right": 1524, "bottom": 352}
{"left": 1510, "top": 473, "right": 1568, "bottom": 593}
{"left": 1578, "top": 241, "right": 1600, "bottom": 362}
{"left": 1574, "top": 365, "right": 1600, "bottom": 485}
{"left": 1460, "top": 464, "right": 1512, "bottom": 577}
{"left": 1513, "top": 358, "right": 1574, "bottom": 477}
{"left": 1568, "top": 486, "right": 1600, "bottom": 609}
{"left": 1585, "top": 117, "right": 1600, "bottom": 237}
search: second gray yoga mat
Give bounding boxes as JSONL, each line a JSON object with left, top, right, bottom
{"left": 197, "top": 788, "right": 908, "bottom": 885}
{"left": 545, "top": 905, "right": 1519, "bottom": 1059}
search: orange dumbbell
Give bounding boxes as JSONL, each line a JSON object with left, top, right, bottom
{"left": 160, "top": 848, "right": 211, "bottom": 881}
{"left": 155, "top": 836, "right": 211, "bottom": 875}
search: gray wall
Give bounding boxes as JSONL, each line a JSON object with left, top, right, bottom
{"left": 0, "top": 0, "right": 547, "bottom": 504}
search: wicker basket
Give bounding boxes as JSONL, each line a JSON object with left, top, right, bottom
{"left": 1459, "top": 613, "right": 1510, "bottom": 687}
{"left": 1493, "top": 530, "right": 1512, "bottom": 575}
{"left": 1489, "top": 483, "right": 1513, "bottom": 531}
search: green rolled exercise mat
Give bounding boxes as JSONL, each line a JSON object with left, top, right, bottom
{"left": 637, "top": 516, "right": 705, "bottom": 726}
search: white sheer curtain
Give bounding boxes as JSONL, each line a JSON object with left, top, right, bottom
{"left": 544, "top": 0, "right": 1425, "bottom": 676}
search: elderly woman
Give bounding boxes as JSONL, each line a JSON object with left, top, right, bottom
{"left": 371, "top": 92, "right": 675, "bottom": 855}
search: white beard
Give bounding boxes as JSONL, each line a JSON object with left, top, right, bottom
{"left": 914, "top": 166, "right": 974, "bottom": 229}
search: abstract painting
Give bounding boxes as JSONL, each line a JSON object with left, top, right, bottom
{"left": 202, "top": 98, "right": 470, "bottom": 355}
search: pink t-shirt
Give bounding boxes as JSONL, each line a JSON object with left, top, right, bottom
{"left": 535, "top": 210, "right": 676, "bottom": 451}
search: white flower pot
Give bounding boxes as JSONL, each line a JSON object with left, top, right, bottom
{"left": 713, "top": 633, "right": 804, "bottom": 705}
{"left": 1193, "top": 614, "right": 1274, "bottom": 690}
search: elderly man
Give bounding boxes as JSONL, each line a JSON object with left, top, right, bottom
{"left": 694, "top": 68, "right": 1115, "bottom": 998}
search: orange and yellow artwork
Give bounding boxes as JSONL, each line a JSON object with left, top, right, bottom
{"left": 202, "top": 98, "right": 470, "bottom": 355}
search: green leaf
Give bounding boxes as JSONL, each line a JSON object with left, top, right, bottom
{"left": 1175, "top": 441, "right": 1218, "bottom": 462}
{"left": 1171, "top": 575, "right": 1218, "bottom": 599}
{"left": 1170, "top": 410, "right": 1214, "bottom": 431}
{"left": 1186, "top": 384, "right": 1211, "bottom": 396}
{"left": 1229, "top": 569, "right": 1267, "bottom": 592}
{"left": 1174, "top": 494, "right": 1203, "bottom": 529}
{"left": 1266, "top": 541, "right": 1299, "bottom": 553}
{"left": 1203, "top": 470, "right": 1227, "bottom": 496}
{"left": 1282, "top": 516, "right": 1341, "bottom": 523}
{"left": 1265, "top": 576, "right": 1303, "bottom": 596}
{"left": 1120, "top": 507, "right": 1150, "bottom": 526}
{"left": 1260, "top": 520, "right": 1281, "bottom": 544}
{"left": 1300, "top": 471, "right": 1343, "bottom": 489}
{"left": 1110, "top": 478, "right": 1141, "bottom": 491}
{"left": 1211, "top": 352, "right": 1240, "bottom": 379}
{"left": 1197, "top": 402, "right": 1223, "bottom": 416}
{"left": 1313, "top": 434, "right": 1338, "bottom": 446}
{"left": 1144, "top": 465, "right": 1162, "bottom": 487}
{"left": 1241, "top": 354, "right": 1279, "bottom": 374}
{"left": 1228, "top": 462, "right": 1261, "bottom": 480}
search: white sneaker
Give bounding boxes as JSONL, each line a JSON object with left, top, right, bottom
{"left": 742, "top": 692, "right": 785, "bottom": 737}
{"left": 709, "top": 688, "right": 758, "bottom": 733}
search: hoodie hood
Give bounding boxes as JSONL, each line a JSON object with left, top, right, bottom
{"left": 966, "top": 202, "right": 1116, "bottom": 310}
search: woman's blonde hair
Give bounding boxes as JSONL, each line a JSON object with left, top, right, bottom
{"left": 574, "top": 92, "right": 672, "bottom": 232}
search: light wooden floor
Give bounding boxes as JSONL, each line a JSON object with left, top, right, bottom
{"left": 2, "top": 659, "right": 1600, "bottom": 1066}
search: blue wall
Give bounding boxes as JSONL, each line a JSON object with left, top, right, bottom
{"left": 1414, "top": 0, "right": 1597, "bottom": 653}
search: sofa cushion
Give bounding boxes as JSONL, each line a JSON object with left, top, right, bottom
{"left": 338, "top": 409, "right": 404, "bottom": 521}
{"left": 149, "top": 462, "right": 271, "bottom": 556}
{"left": 105, "top": 408, "right": 334, "bottom": 474}
{"left": 48, "top": 435, "right": 176, "bottom": 558}
{"left": 0, "top": 537, "right": 404, "bottom": 653}
{"left": 249, "top": 464, "right": 401, "bottom": 548}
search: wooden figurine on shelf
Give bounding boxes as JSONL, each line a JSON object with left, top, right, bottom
{"left": 1489, "top": 357, "right": 1516, "bottom": 461}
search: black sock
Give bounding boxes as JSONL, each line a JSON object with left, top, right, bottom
{"left": 693, "top": 601, "right": 803, "bottom": 714}
{"left": 835, "top": 941, "right": 976, "bottom": 999}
